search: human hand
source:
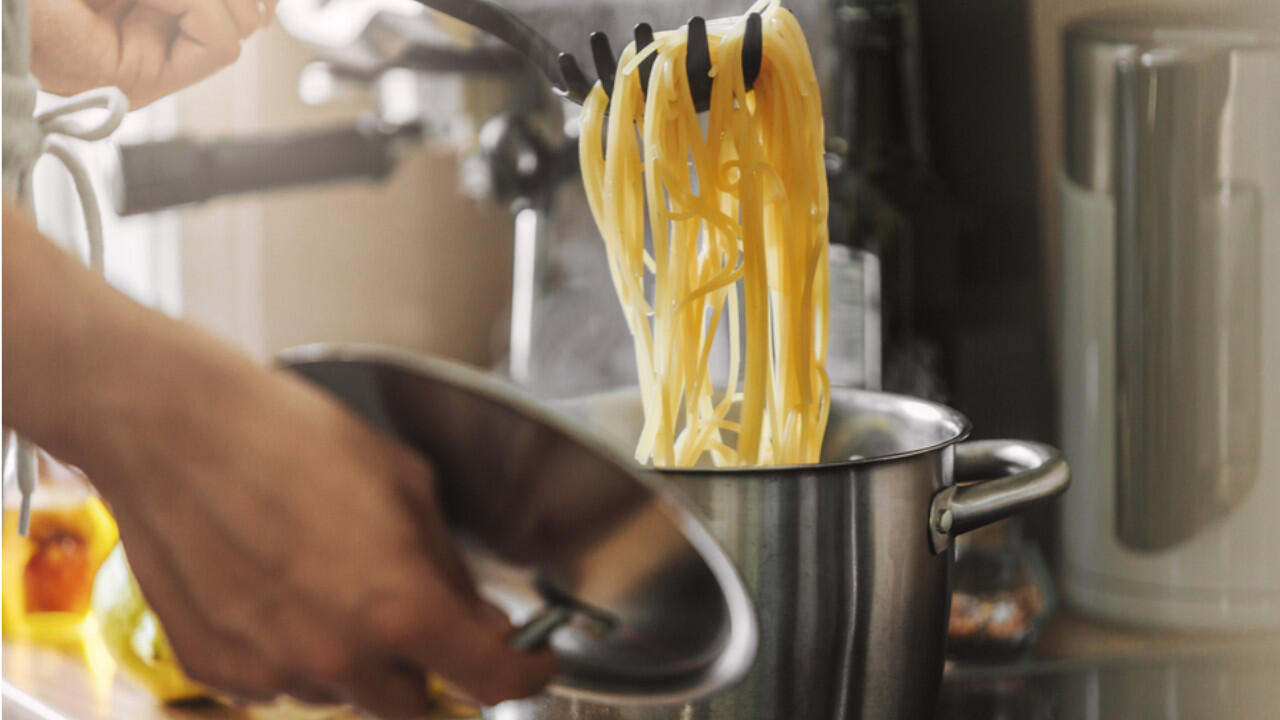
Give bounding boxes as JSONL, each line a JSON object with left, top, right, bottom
{"left": 3, "top": 210, "right": 553, "bottom": 716}
{"left": 95, "top": 370, "right": 556, "bottom": 716}
{"left": 29, "top": 0, "right": 273, "bottom": 107}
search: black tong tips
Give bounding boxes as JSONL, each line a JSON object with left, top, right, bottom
{"left": 559, "top": 12, "right": 764, "bottom": 112}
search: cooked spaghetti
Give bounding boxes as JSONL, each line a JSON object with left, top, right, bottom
{"left": 579, "top": 0, "right": 830, "bottom": 467}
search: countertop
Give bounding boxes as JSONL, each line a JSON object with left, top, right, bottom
{"left": 5, "top": 609, "right": 1279, "bottom": 720}
{"left": 940, "top": 609, "right": 1280, "bottom": 719}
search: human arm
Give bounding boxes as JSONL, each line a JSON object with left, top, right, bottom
{"left": 2, "top": 198, "right": 554, "bottom": 716}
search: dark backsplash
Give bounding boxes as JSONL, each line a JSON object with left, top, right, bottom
{"left": 917, "top": 0, "right": 1053, "bottom": 443}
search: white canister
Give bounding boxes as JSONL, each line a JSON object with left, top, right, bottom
{"left": 1057, "top": 16, "right": 1280, "bottom": 629}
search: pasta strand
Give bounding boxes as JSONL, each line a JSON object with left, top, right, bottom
{"left": 580, "top": 1, "right": 829, "bottom": 467}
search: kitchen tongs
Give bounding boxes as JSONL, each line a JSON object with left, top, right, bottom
{"left": 410, "top": 0, "right": 764, "bottom": 112}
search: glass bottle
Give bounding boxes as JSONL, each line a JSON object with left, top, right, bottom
{"left": 827, "top": 0, "right": 961, "bottom": 399}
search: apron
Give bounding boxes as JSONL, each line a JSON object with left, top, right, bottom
{"left": 3, "top": 0, "right": 129, "bottom": 533}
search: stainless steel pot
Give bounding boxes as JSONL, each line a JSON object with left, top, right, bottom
{"left": 487, "top": 387, "right": 1068, "bottom": 720}
{"left": 282, "top": 346, "right": 1067, "bottom": 719}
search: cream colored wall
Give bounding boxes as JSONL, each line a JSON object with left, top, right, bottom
{"left": 172, "top": 25, "right": 514, "bottom": 367}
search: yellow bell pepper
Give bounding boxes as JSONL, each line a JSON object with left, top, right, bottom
{"left": 90, "top": 543, "right": 211, "bottom": 702}
{"left": 3, "top": 481, "right": 119, "bottom": 646}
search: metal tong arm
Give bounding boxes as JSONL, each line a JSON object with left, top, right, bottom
{"left": 594, "top": 13, "right": 764, "bottom": 112}
{"left": 408, "top": 0, "right": 765, "bottom": 110}
{"left": 409, "top": 0, "right": 572, "bottom": 97}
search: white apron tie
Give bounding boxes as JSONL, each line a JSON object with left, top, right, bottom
{"left": 6, "top": 86, "right": 129, "bottom": 534}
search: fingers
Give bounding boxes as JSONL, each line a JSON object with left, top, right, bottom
{"left": 390, "top": 453, "right": 476, "bottom": 598}
{"left": 139, "top": 0, "right": 258, "bottom": 39}
{"left": 221, "top": 0, "right": 264, "bottom": 37}
{"left": 260, "top": 0, "right": 279, "bottom": 26}
{"left": 124, "top": 0, "right": 272, "bottom": 105}
{"left": 468, "top": 602, "right": 558, "bottom": 704}
{"left": 377, "top": 457, "right": 556, "bottom": 705}
{"left": 279, "top": 682, "right": 342, "bottom": 708}
{"left": 170, "top": 631, "right": 281, "bottom": 704}
{"left": 465, "top": 601, "right": 559, "bottom": 702}
{"left": 387, "top": 585, "right": 556, "bottom": 706}
{"left": 137, "top": 0, "right": 241, "bottom": 52}
{"left": 113, "top": 0, "right": 242, "bottom": 106}
{"left": 347, "top": 662, "right": 434, "bottom": 720}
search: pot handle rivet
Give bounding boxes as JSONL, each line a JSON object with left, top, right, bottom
{"left": 935, "top": 508, "right": 954, "bottom": 534}
{"left": 927, "top": 440, "right": 1070, "bottom": 554}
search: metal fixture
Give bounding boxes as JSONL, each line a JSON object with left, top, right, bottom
{"left": 112, "top": 116, "right": 424, "bottom": 216}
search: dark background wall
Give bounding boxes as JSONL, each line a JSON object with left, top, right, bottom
{"left": 916, "top": 0, "right": 1053, "bottom": 443}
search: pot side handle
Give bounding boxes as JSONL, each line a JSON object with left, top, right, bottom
{"left": 927, "top": 440, "right": 1070, "bottom": 554}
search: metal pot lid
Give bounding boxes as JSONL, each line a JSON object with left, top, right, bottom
{"left": 278, "top": 344, "right": 757, "bottom": 705}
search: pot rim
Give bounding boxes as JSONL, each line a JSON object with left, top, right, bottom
{"left": 573, "top": 385, "right": 974, "bottom": 475}
{"left": 279, "top": 343, "right": 975, "bottom": 476}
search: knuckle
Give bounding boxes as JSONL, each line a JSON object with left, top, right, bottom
{"left": 351, "top": 670, "right": 432, "bottom": 720}
{"left": 363, "top": 697, "right": 426, "bottom": 720}
{"left": 499, "top": 654, "right": 554, "bottom": 703}
{"left": 236, "top": 660, "right": 285, "bottom": 700}
{"left": 234, "top": 677, "right": 280, "bottom": 703}
{"left": 185, "top": 657, "right": 277, "bottom": 700}
{"left": 179, "top": 654, "right": 220, "bottom": 687}
{"left": 363, "top": 594, "right": 427, "bottom": 645}
{"left": 220, "top": 41, "right": 243, "bottom": 64}
{"left": 472, "top": 684, "right": 508, "bottom": 707}
{"left": 469, "top": 654, "right": 534, "bottom": 705}
{"left": 296, "top": 642, "right": 356, "bottom": 684}
{"left": 373, "top": 703, "right": 423, "bottom": 720}
{"left": 473, "top": 678, "right": 519, "bottom": 706}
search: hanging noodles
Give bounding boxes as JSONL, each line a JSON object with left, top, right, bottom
{"left": 579, "top": 0, "right": 830, "bottom": 467}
